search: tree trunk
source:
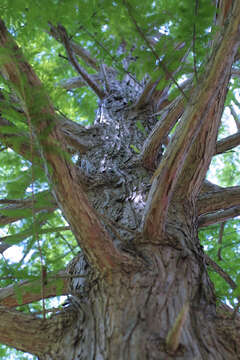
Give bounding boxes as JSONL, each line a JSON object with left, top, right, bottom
{"left": 0, "top": 3, "right": 240, "bottom": 359}
{"left": 37, "top": 95, "right": 239, "bottom": 359}
{"left": 40, "top": 233, "right": 238, "bottom": 360}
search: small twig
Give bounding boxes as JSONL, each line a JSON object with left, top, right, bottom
{"left": 81, "top": 26, "right": 142, "bottom": 87}
{"left": 0, "top": 199, "right": 28, "bottom": 204}
{"left": 217, "top": 221, "right": 226, "bottom": 261}
{"left": 230, "top": 104, "right": 240, "bottom": 131}
{"left": 49, "top": 22, "right": 99, "bottom": 70}
{"left": 122, "top": 0, "right": 188, "bottom": 101}
{"left": 57, "top": 25, "right": 105, "bottom": 99}
{"left": 22, "top": 89, "right": 46, "bottom": 319}
{"left": 205, "top": 254, "right": 237, "bottom": 290}
{"left": 30, "top": 307, "right": 63, "bottom": 315}
{"left": 193, "top": 0, "right": 199, "bottom": 81}
{"left": 58, "top": 53, "right": 69, "bottom": 61}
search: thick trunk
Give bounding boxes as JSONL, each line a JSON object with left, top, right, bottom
{"left": 40, "top": 223, "right": 239, "bottom": 360}
{"left": 37, "top": 90, "right": 239, "bottom": 358}
{"left": 1, "top": 9, "right": 240, "bottom": 357}
{"left": 15, "top": 75, "right": 239, "bottom": 360}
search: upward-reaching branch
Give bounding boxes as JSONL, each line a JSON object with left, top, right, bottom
{"left": 0, "top": 19, "right": 135, "bottom": 273}
{"left": 142, "top": 2, "right": 240, "bottom": 239}
{"left": 48, "top": 23, "right": 100, "bottom": 71}
{"left": 56, "top": 25, "right": 105, "bottom": 99}
{"left": 140, "top": 94, "right": 185, "bottom": 170}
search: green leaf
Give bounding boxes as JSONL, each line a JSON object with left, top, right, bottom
{"left": 130, "top": 144, "right": 140, "bottom": 153}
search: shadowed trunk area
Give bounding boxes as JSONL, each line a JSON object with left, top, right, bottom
{"left": 40, "top": 226, "right": 239, "bottom": 359}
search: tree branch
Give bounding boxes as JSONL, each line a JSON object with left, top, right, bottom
{"left": 58, "top": 74, "right": 101, "bottom": 90}
{"left": 199, "top": 206, "right": 240, "bottom": 227}
{"left": 200, "top": 180, "right": 224, "bottom": 193}
{"left": 48, "top": 23, "right": 100, "bottom": 71}
{"left": 134, "top": 77, "right": 163, "bottom": 110}
{"left": 0, "top": 271, "right": 69, "bottom": 308}
{"left": 0, "top": 225, "right": 70, "bottom": 253}
{"left": 122, "top": 0, "right": 188, "bottom": 101}
{"left": 56, "top": 25, "right": 105, "bottom": 99}
{"left": 0, "top": 19, "right": 136, "bottom": 272}
{"left": 197, "top": 186, "right": 240, "bottom": 215}
{"left": 140, "top": 94, "right": 185, "bottom": 170}
{"left": 142, "top": 3, "right": 240, "bottom": 239}
{"left": 0, "top": 100, "right": 102, "bottom": 157}
{"left": 217, "top": 221, "right": 226, "bottom": 261}
{"left": 0, "top": 305, "right": 75, "bottom": 356}
{"left": 230, "top": 105, "right": 240, "bottom": 131}
{"left": 215, "top": 131, "right": 240, "bottom": 154}
{"left": 205, "top": 254, "right": 237, "bottom": 290}
{"left": 0, "top": 191, "right": 57, "bottom": 226}
{"left": 57, "top": 115, "right": 103, "bottom": 154}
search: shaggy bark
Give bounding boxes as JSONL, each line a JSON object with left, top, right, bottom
{"left": 0, "top": 1, "right": 240, "bottom": 359}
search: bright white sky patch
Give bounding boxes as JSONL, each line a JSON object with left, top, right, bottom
{"left": 3, "top": 245, "right": 23, "bottom": 263}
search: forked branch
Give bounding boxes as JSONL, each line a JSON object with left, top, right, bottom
{"left": 49, "top": 23, "right": 99, "bottom": 71}
{"left": 56, "top": 25, "right": 105, "bottom": 99}
{"left": 142, "top": 2, "right": 240, "bottom": 239}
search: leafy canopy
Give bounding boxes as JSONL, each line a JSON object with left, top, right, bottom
{"left": 0, "top": 0, "right": 239, "bottom": 358}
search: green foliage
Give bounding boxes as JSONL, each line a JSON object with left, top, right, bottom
{"left": 0, "top": 0, "right": 239, "bottom": 358}
{"left": 199, "top": 219, "right": 240, "bottom": 307}
{"left": 130, "top": 144, "right": 140, "bottom": 154}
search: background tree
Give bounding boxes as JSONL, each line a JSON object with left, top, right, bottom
{"left": 0, "top": 0, "right": 240, "bottom": 359}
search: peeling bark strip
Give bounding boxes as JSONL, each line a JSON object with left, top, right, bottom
{"left": 166, "top": 302, "right": 189, "bottom": 354}
{"left": 143, "top": 2, "right": 240, "bottom": 239}
{"left": 0, "top": 20, "right": 135, "bottom": 272}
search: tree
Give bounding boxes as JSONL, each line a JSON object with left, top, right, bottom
{"left": 0, "top": 0, "right": 240, "bottom": 358}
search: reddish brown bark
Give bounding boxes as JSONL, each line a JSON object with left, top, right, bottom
{"left": 0, "top": 2, "right": 240, "bottom": 359}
